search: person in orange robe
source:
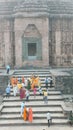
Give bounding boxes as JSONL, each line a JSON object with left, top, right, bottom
{"left": 15, "top": 77, "right": 18, "bottom": 84}
{"left": 10, "top": 77, "right": 15, "bottom": 87}
{"left": 31, "top": 82, "right": 35, "bottom": 90}
{"left": 31, "top": 76, "right": 39, "bottom": 89}
{"left": 34, "top": 76, "right": 39, "bottom": 87}
{"left": 23, "top": 107, "right": 28, "bottom": 121}
{"left": 31, "top": 74, "right": 35, "bottom": 89}
{"left": 28, "top": 107, "right": 33, "bottom": 122}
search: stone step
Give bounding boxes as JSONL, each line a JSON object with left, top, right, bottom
{"left": 3, "top": 100, "right": 63, "bottom": 107}
{"left": 3, "top": 104, "right": 61, "bottom": 108}
{"left": 12, "top": 74, "right": 52, "bottom": 77}
{"left": 2, "top": 106, "right": 62, "bottom": 113}
{"left": 0, "top": 113, "right": 65, "bottom": 119}
{"left": 0, "top": 118, "right": 68, "bottom": 126}
{"left": 3, "top": 95, "right": 63, "bottom": 101}
{"left": 9, "top": 88, "right": 59, "bottom": 92}
{"left": 0, "top": 70, "right": 68, "bottom": 127}
{"left": 13, "top": 69, "right": 50, "bottom": 74}
{"left": 3, "top": 98, "right": 63, "bottom": 102}
{"left": 4, "top": 92, "right": 61, "bottom": 97}
{"left": 0, "top": 116, "right": 67, "bottom": 120}
{"left": 11, "top": 77, "right": 52, "bottom": 80}
{"left": 1, "top": 111, "right": 63, "bottom": 115}
{"left": 13, "top": 72, "right": 51, "bottom": 75}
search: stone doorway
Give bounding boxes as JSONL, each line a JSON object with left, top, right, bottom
{"left": 28, "top": 43, "right": 37, "bottom": 60}
{"left": 22, "top": 24, "right": 42, "bottom": 61}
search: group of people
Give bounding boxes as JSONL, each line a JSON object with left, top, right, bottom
{"left": 5, "top": 74, "right": 53, "bottom": 126}
{"left": 21, "top": 102, "right": 33, "bottom": 122}
{"left": 6, "top": 75, "right": 53, "bottom": 102}
{"left": 9, "top": 75, "right": 42, "bottom": 99}
{"left": 45, "top": 76, "right": 53, "bottom": 89}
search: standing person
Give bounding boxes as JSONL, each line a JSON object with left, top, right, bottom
{"left": 5, "top": 85, "right": 11, "bottom": 98}
{"left": 49, "top": 77, "right": 53, "bottom": 87}
{"left": 22, "top": 76, "right": 25, "bottom": 83}
{"left": 38, "top": 86, "right": 42, "bottom": 95}
{"left": 6, "top": 65, "right": 10, "bottom": 74}
{"left": 33, "top": 87, "right": 37, "bottom": 98}
{"left": 13, "top": 84, "right": 17, "bottom": 96}
{"left": 23, "top": 107, "right": 28, "bottom": 121}
{"left": 43, "top": 91, "right": 48, "bottom": 104}
{"left": 25, "top": 89, "right": 30, "bottom": 101}
{"left": 10, "top": 77, "right": 15, "bottom": 87}
{"left": 45, "top": 77, "right": 49, "bottom": 90}
{"left": 20, "top": 87, "right": 26, "bottom": 99}
{"left": 47, "top": 112, "right": 52, "bottom": 127}
{"left": 17, "top": 82, "right": 22, "bottom": 90}
{"left": 20, "top": 101, "right": 25, "bottom": 116}
{"left": 27, "top": 79, "right": 31, "bottom": 90}
{"left": 24, "top": 78, "right": 28, "bottom": 88}
{"left": 28, "top": 107, "right": 33, "bottom": 122}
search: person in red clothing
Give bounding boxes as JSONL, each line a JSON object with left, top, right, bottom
{"left": 28, "top": 107, "right": 33, "bottom": 122}
{"left": 22, "top": 76, "right": 25, "bottom": 83}
{"left": 20, "top": 87, "right": 26, "bottom": 99}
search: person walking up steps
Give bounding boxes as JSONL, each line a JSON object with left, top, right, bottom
{"left": 47, "top": 112, "right": 52, "bottom": 127}
{"left": 43, "top": 91, "right": 48, "bottom": 104}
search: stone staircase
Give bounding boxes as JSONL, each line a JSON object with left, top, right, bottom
{"left": 0, "top": 69, "right": 68, "bottom": 126}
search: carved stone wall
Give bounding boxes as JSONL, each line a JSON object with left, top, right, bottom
{"left": 0, "top": 19, "right": 15, "bottom": 67}
{"left": 1, "top": 16, "right": 73, "bottom": 67}
{"left": 50, "top": 18, "right": 73, "bottom": 67}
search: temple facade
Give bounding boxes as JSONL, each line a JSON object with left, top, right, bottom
{"left": 0, "top": 0, "right": 73, "bottom": 68}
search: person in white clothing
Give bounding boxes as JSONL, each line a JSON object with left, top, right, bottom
{"left": 13, "top": 84, "right": 18, "bottom": 96}
{"left": 20, "top": 101, "right": 25, "bottom": 116}
{"left": 25, "top": 89, "right": 30, "bottom": 101}
{"left": 47, "top": 112, "right": 52, "bottom": 126}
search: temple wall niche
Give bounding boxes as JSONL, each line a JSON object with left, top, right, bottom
{"left": 14, "top": 17, "right": 49, "bottom": 67}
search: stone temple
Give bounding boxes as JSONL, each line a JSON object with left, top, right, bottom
{"left": 0, "top": 0, "right": 73, "bottom": 68}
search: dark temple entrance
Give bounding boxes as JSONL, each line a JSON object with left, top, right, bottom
{"left": 28, "top": 43, "right": 37, "bottom": 60}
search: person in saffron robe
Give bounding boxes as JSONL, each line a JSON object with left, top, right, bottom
{"left": 28, "top": 107, "right": 33, "bottom": 122}
{"left": 14, "top": 77, "right": 18, "bottom": 84}
{"left": 31, "top": 76, "right": 39, "bottom": 89}
{"left": 31, "top": 75, "right": 35, "bottom": 89}
{"left": 31, "top": 82, "right": 35, "bottom": 90}
{"left": 20, "top": 87, "right": 26, "bottom": 99}
{"left": 23, "top": 107, "right": 28, "bottom": 121}
{"left": 34, "top": 76, "right": 39, "bottom": 87}
{"left": 10, "top": 77, "right": 15, "bottom": 87}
